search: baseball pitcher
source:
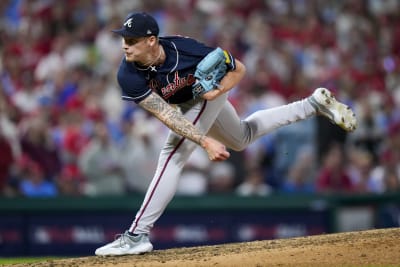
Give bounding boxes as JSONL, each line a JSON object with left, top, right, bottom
{"left": 95, "top": 12, "right": 357, "bottom": 256}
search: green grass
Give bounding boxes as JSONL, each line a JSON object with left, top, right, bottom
{"left": 0, "top": 257, "right": 61, "bottom": 265}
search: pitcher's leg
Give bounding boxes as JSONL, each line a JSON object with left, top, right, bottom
{"left": 209, "top": 99, "right": 315, "bottom": 151}
{"left": 244, "top": 99, "right": 315, "bottom": 140}
{"left": 129, "top": 95, "right": 228, "bottom": 234}
{"left": 129, "top": 133, "right": 197, "bottom": 234}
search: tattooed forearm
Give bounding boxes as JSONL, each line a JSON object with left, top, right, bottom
{"left": 139, "top": 93, "right": 205, "bottom": 146}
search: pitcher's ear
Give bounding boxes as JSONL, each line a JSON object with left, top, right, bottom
{"left": 146, "top": 36, "right": 155, "bottom": 46}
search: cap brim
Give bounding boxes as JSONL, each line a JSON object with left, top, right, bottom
{"left": 111, "top": 28, "right": 142, "bottom": 37}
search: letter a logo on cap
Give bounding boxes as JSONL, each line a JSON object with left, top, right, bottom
{"left": 124, "top": 18, "right": 133, "bottom": 28}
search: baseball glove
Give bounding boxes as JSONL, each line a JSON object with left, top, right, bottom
{"left": 192, "top": 47, "right": 229, "bottom": 98}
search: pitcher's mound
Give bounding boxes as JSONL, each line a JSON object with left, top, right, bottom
{"left": 13, "top": 228, "right": 400, "bottom": 267}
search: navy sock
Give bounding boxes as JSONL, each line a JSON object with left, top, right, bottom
{"left": 127, "top": 231, "right": 139, "bottom": 237}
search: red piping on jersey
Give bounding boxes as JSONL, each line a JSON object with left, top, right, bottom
{"left": 130, "top": 100, "right": 208, "bottom": 233}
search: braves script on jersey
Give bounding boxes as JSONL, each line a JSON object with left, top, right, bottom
{"left": 117, "top": 36, "right": 235, "bottom": 104}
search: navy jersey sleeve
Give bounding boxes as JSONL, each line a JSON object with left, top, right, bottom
{"left": 117, "top": 60, "right": 152, "bottom": 104}
{"left": 224, "top": 50, "right": 236, "bottom": 71}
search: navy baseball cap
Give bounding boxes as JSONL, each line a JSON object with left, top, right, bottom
{"left": 112, "top": 12, "right": 159, "bottom": 37}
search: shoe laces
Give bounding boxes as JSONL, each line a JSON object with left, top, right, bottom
{"left": 114, "top": 232, "right": 132, "bottom": 248}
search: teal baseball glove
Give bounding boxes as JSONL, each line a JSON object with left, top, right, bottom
{"left": 192, "top": 47, "right": 228, "bottom": 98}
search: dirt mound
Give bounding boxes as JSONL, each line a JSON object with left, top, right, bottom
{"left": 10, "top": 228, "right": 400, "bottom": 267}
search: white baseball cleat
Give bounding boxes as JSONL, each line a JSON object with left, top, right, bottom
{"left": 95, "top": 231, "right": 153, "bottom": 256}
{"left": 308, "top": 87, "right": 357, "bottom": 132}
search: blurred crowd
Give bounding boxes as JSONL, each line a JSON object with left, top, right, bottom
{"left": 1, "top": 0, "right": 400, "bottom": 197}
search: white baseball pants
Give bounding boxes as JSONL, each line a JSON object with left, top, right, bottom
{"left": 129, "top": 93, "right": 315, "bottom": 234}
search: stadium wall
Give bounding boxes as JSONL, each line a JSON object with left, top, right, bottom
{"left": 0, "top": 193, "right": 399, "bottom": 256}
